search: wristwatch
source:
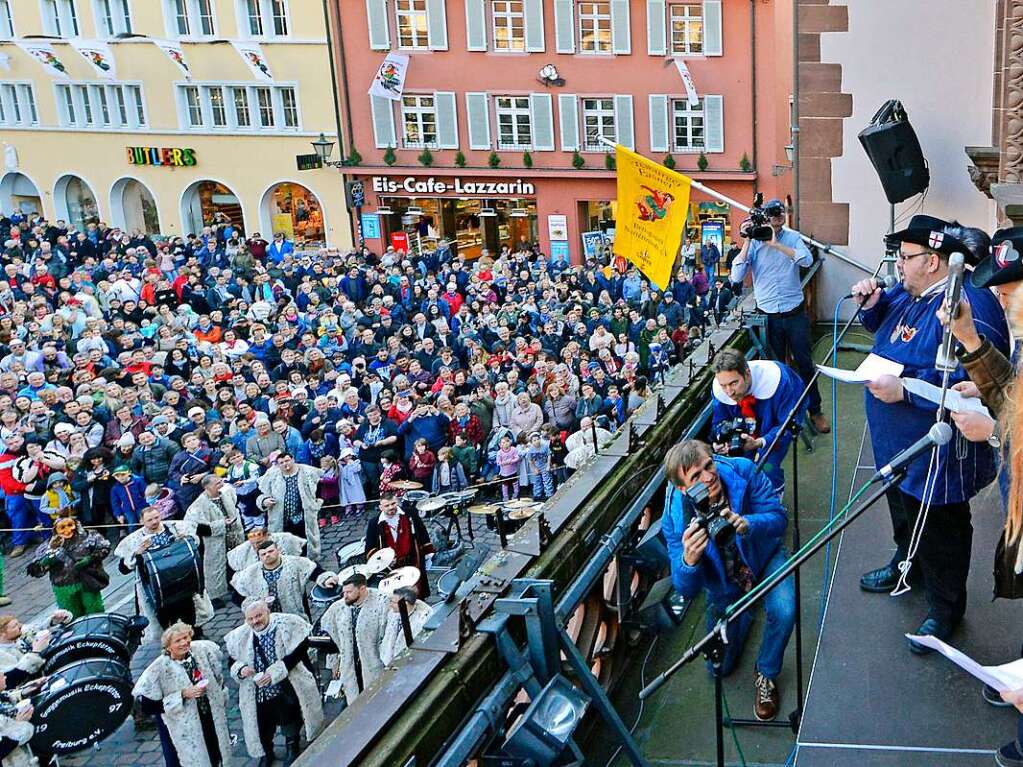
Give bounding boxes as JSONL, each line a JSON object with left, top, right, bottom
{"left": 988, "top": 422, "right": 1001, "bottom": 449}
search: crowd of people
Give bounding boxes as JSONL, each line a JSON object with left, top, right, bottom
{"left": 0, "top": 206, "right": 744, "bottom": 767}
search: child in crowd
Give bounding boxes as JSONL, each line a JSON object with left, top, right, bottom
{"left": 495, "top": 435, "right": 521, "bottom": 501}
{"left": 338, "top": 448, "right": 366, "bottom": 517}
{"left": 526, "top": 432, "right": 555, "bottom": 501}
{"left": 409, "top": 438, "right": 436, "bottom": 483}
{"left": 318, "top": 455, "right": 341, "bottom": 526}
{"left": 378, "top": 450, "right": 404, "bottom": 496}
{"left": 451, "top": 433, "right": 479, "bottom": 481}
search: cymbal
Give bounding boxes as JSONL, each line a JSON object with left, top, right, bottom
{"left": 379, "top": 566, "right": 420, "bottom": 593}
{"left": 503, "top": 499, "right": 538, "bottom": 510}
{"left": 338, "top": 564, "right": 368, "bottom": 582}
{"left": 467, "top": 504, "right": 500, "bottom": 516}
{"left": 417, "top": 497, "right": 449, "bottom": 513}
{"left": 365, "top": 547, "right": 396, "bottom": 574}
{"left": 507, "top": 507, "right": 539, "bottom": 521}
{"left": 389, "top": 480, "right": 423, "bottom": 490}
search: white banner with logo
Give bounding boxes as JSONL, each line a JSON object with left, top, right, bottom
{"left": 673, "top": 59, "right": 700, "bottom": 107}
{"left": 151, "top": 39, "right": 192, "bottom": 79}
{"left": 70, "top": 39, "right": 117, "bottom": 80}
{"left": 368, "top": 52, "right": 411, "bottom": 101}
{"left": 231, "top": 41, "right": 274, "bottom": 82}
{"left": 16, "top": 42, "right": 69, "bottom": 79}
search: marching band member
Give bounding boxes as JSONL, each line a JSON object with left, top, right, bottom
{"left": 0, "top": 670, "right": 37, "bottom": 767}
{"left": 225, "top": 598, "right": 323, "bottom": 767}
{"left": 230, "top": 541, "right": 336, "bottom": 621}
{"left": 115, "top": 506, "right": 214, "bottom": 641}
{"left": 0, "top": 611, "right": 72, "bottom": 686}
{"left": 319, "top": 572, "right": 390, "bottom": 706}
{"left": 184, "top": 475, "right": 244, "bottom": 605}
{"left": 257, "top": 453, "right": 324, "bottom": 560}
{"left": 133, "top": 622, "right": 232, "bottom": 767}
{"left": 379, "top": 587, "right": 432, "bottom": 666}
{"left": 852, "top": 216, "right": 1010, "bottom": 651}
{"left": 227, "top": 527, "right": 305, "bottom": 575}
{"left": 364, "top": 493, "right": 433, "bottom": 598}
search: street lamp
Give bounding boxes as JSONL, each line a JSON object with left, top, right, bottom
{"left": 311, "top": 133, "right": 345, "bottom": 168}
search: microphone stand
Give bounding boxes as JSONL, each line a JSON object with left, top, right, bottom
{"left": 638, "top": 468, "right": 906, "bottom": 767}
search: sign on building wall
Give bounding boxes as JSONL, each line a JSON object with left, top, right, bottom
{"left": 361, "top": 214, "right": 381, "bottom": 239}
{"left": 547, "top": 214, "right": 568, "bottom": 241}
{"left": 127, "top": 147, "right": 197, "bottom": 167}
{"left": 370, "top": 176, "right": 536, "bottom": 196}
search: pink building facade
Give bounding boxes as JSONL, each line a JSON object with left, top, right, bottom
{"left": 331, "top": 0, "right": 794, "bottom": 271}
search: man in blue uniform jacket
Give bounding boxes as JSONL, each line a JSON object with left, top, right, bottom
{"left": 710, "top": 349, "right": 807, "bottom": 491}
{"left": 851, "top": 215, "right": 1010, "bottom": 653}
{"left": 661, "top": 440, "right": 795, "bottom": 722}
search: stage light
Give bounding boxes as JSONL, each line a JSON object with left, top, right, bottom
{"left": 503, "top": 675, "right": 589, "bottom": 766}
{"left": 636, "top": 576, "right": 687, "bottom": 634}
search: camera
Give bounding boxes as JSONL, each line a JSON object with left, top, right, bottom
{"left": 685, "top": 481, "right": 735, "bottom": 548}
{"left": 742, "top": 192, "right": 775, "bottom": 242}
{"left": 711, "top": 417, "right": 756, "bottom": 457}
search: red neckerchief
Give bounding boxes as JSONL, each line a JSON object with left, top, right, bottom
{"left": 738, "top": 395, "right": 759, "bottom": 437}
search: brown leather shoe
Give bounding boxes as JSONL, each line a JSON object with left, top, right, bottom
{"left": 754, "top": 671, "right": 779, "bottom": 721}
{"left": 810, "top": 413, "right": 831, "bottom": 434}
{"left": 8, "top": 545, "right": 25, "bottom": 559}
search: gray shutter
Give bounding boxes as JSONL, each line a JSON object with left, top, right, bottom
{"left": 649, "top": 94, "right": 669, "bottom": 152}
{"left": 614, "top": 95, "right": 634, "bottom": 150}
{"left": 465, "top": 0, "right": 487, "bottom": 51}
{"left": 703, "top": 0, "right": 722, "bottom": 56}
{"left": 647, "top": 0, "right": 666, "bottom": 55}
{"left": 466, "top": 92, "right": 490, "bottom": 149}
{"left": 435, "top": 91, "right": 458, "bottom": 149}
{"left": 524, "top": 0, "right": 545, "bottom": 52}
{"left": 366, "top": 0, "right": 390, "bottom": 50}
{"left": 370, "top": 95, "right": 396, "bottom": 148}
{"left": 611, "top": 0, "right": 631, "bottom": 54}
{"left": 554, "top": 0, "right": 575, "bottom": 54}
{"left": 558, "top": 94, "right": 579, "bottom": 151}
{"left": 530, "top": 93, "right": 555, "bottom": 150}
{"left": 426, "top": 0, "right": 448, "bottom": 50}
{"left": 704, "top": 95, "right": 723, "bottom": 152}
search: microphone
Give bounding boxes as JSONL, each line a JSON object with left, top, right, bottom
{"left": 843, "top": 274, "right": 897, "bottom": 301}
{"left": 936, "top": 253, "right": 965, "bottom": 372}
{"left": 871, "top": 422, "right": 953, "bottom": 483}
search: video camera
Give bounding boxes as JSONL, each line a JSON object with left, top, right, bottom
{"left": 741, "top": 192, "right": 777, "bottom": 242}
{"left": 711, "top": 416, "right": 756, "bottom": 457}
{"left": 685, "top": 481, "right": 735, "bottom": 549}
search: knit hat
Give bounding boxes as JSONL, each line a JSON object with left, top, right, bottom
{"left": 46, "top": 472, "right": 67, "bottom": 487}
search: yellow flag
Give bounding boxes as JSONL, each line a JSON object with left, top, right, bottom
{"left": 613, "top": 145, "right": 692, "bottom": 290}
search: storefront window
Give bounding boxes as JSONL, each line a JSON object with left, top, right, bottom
{"left": 264, "top": 182, "right": 324, "bottom": 246}
{"left": 181, "top": 180, "right": 244, "bottom": 236}
{"left": 57, "top": 175, "right": 99, "bottom": 231}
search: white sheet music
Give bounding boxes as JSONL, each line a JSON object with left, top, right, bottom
{"left": 905, "top": 634, "right": 1023, "bottom": 692}
{"left": 901, "top": 378, "right": 992, "bottom": 417}
{"left": 816, "top": 353, "right": 904, "bottom": 384}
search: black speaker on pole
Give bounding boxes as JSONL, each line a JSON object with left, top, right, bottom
{"left": 857, "top": 100, "right": 930, "bottom": 204}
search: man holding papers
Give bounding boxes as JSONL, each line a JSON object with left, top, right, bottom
{"left": 849, "top": 215, "right": 1009, "bottom": 652}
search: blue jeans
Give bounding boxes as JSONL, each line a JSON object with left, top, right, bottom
{"left": 766, "top": 311, "right": 822, "bottom": 416}
{"left": 704, "top": 548, "right": 796, "bottom": 680}
{"left": 6, "top": 495, "right": 34, "bottom": 547}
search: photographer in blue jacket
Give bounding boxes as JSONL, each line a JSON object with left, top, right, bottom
{"left": 661, "top": 439, "right": 795, "bottom": 721}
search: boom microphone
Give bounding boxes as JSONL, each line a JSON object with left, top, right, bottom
{"left": 871, "top": 422, "right": 952, "bottom": 483}
{"left": 843, "top": 274, "right": 897, "bottom": 301}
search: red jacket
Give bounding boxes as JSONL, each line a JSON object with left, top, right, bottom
{"left": 0, "top": 451, "right": 27, "bottom": 495}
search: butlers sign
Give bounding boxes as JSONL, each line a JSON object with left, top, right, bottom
{"left": 370, "top": 176, "right": 536, "bottom": 196}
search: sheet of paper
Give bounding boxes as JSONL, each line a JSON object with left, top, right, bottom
{"left": 905, "top": 634, "right": 1022, "bottom": 692}
{"left": 902, "top": 378, "right": 992, "bottom": 417}
{"left": 325, "top": 679, "right": 343, "bottom": 699}
{"left": 816, "top": 353, "right": 904, "bottom": 384}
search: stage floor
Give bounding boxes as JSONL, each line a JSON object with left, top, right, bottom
{"left": 795, "top": 433, "right": 1021, "bottom": 766}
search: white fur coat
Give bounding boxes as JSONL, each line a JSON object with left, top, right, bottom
{"left": 319, "top": 589, "right": 390, "bottom": 704}
{"left": 230, "top": 555, "right": 329, "bottom": 620}
{"left": 379, "top": 601, "right": 433, "bottom": 665}
{"left": 114, "top": 521, "right": 214, "bottom": 641}
{"left": 257, "top": 465, "right": 323, "bottom": 559}
{"left": 132, "top": 640, "right": 233, "bottom": 767}
{"left": 0, "top": 714, "right": 35, "bottom": 767}
{"left": 223, "top": 613, "right": 323, "bottom": 759}
{"left": 184, "top": 486, "right": 244, "bottom": 599}
{"left": 226, "top": 533, "right": 305, "bottom": 573}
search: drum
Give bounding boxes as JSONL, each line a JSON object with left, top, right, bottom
{"left": 335, "top": 539, "right": 365, "bottom": 571}
{"left": 401, "top": 490, "right": 431, "bottom": 517}
{"left": 140, "top": 539, "right": 203, "bottom": 611}
{"left": 30, "top": 658, "right": 133, "bottom": 755}
{"left": 41, "top": 613, "right": 149, "bottom": 674}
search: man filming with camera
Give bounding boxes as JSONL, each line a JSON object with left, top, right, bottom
{"left": 661, "top": 439, "right": 795, "bottom": 721}
{"left": 730, "top": 198, "right": 830, "bottom": 435}
{"left": 710, "top": 349, "right": 807, "bottom": 492}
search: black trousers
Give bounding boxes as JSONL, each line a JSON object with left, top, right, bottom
{"left": 765, "top": 309, "right": 822, "bottom": 416}
{"left": 256, "top": 682, "right": 302, "bottom": 757}
{"left": 886, "top": 488, "right": 973, "bottom": 624}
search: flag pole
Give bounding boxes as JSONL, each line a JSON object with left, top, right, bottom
{"left": 604, "top": 140, "right": 872, "bottom": 275}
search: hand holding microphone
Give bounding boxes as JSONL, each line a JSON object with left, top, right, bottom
{"left": 847, "top": 274, "right": 897, "bottom": 309}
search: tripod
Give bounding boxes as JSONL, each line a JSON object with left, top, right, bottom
{"left": 640, "top": 469, "right": 906, "bottom": 767}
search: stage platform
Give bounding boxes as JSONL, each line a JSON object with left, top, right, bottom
{"left": 795, "top": 431, "right": 1023, "bottom": 766}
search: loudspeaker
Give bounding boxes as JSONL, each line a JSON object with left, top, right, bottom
{"left": 857, "top": 100, "right": 930, "bottom": 205}
{"left": 637, "top": 576, "right": 687, "bottom": 633}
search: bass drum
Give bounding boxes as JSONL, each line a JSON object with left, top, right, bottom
{"left": 141, "top": 538, "right": 203, "bottom": 611}
{"left": 30, "top": 658, "right": 133, "bottom": 755}
{"left": 41, "top": 613, "right": 148, "bottom": 675}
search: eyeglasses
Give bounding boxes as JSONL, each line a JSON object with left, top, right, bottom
{"left": 896, "top": 250, "right": 931, "bottom": 263}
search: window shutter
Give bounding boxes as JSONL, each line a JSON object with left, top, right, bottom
{"left": 370, "top": 95, "right": 396, "bottom": 148}
{"left": 524, "top": 0, "right": 545, "bottom": 52}
{"left": 558, "top": 94, "right": 579, "bottom": 151}
{"left": 614, "top": 95, "right": 634, "bottom": 150}
{"left": 554, "top": 0, "right": 575, "bottom": 54}
{"left": 435, "top": 91, "right": 458, "bottom": 149}
{"left": 426, "top": 0, "right": 448, "bottom": 50}
{"left": 465, "top": 0, "right": 487, "bottom": 51}
{"left": 366, "top": 0, "right": 390, "bottom": 50}
{"left": 647, "top": 0, "right": 666, "bottom": 55}
{"left": 704, "top": 95, "right": 724, "bottom": 152}
{"left": 703, "top": 0, "right": 722, "bottom": 56}
{"left": 466, "top": 92, "right": 490, "bottom": 149}
{"left": 611, "top": 0, "right": 631, "bottom": 54}
{"left": 649, "top": 94, "right": 669, "bottom": 152}
{"left": 530, "top": 93, "right": 555, "bottom": 151}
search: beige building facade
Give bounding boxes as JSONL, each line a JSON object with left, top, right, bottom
{"left": 0, "top": 0, "right": 352, "bottom": 248}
